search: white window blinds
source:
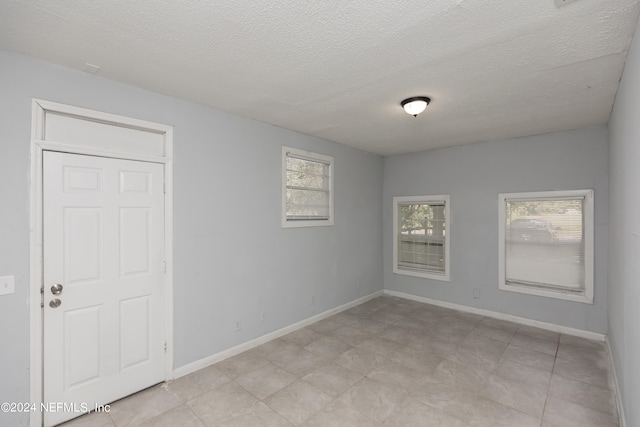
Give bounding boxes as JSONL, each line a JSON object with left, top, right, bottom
{"left": 499, "top": 190, "right": 594, "bottom": 304}
{"left": 284, "top": 149, "right": 333, "bottom": 222}
{"left": 505, "top": 197, "right": 585, "bottom": 292}
{"left": 397, "top": 202, "right": 446, "bottom": 273}
{"left": 393, "top": 195, "right": 450, "bottom": 281}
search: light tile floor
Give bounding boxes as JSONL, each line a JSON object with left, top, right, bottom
{"left": 60, "top": 296, "right": 620, "bottom": 427}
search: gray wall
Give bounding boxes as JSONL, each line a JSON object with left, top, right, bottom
{"left": 383, "top": 127, "right": 609, "bottom": 333}
{"left": 0, "top": 50, "right": 383, "bottom": 426}
{"left": 608, "top": 13, "right": 640, "bottom": 427}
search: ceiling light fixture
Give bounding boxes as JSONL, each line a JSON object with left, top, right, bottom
{"left": 401, "top": 96, "right": 431, "bottom": 117}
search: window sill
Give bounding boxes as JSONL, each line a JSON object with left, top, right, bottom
{"left": 393, "top": 267, "right": 450, "bottom": 282}
{"left": 282, "top": 219, "right": 334, "bottom": 228}
{"left": 498, "top": 281, "right": 593, "bottom": 304}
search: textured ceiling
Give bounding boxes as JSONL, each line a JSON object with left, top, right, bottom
{"left": 1, "top": 0, "right": 638, "bottom": 155}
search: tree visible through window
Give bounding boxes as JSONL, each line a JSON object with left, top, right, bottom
{"left": 393, "top": 195, "right": 450, "bottom": 281}
{"left": 282, "top": 146, "right": 334, "bottom": 228}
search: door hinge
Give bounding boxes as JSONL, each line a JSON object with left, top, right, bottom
{"left": 164, "top": 342, "right": 167, "bottom": 353}
{"left": 163, "top": 181, "right": 166, "bottom": 194}
{"left": 40, "top": 286, "right": 44, "bottom": 308}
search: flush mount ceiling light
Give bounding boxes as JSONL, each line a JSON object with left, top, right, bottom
{"left": 401, "top": 96, "right": 431, "bottom": 117}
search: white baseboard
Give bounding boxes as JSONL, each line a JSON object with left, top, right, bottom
{"left": 175, "top": 288, "right": 609, "bottom": 380}
{"left": 606, "top": 338, "right": 626, "bottom": 427}
{"left": 173, "top": 290, "right": 384, "bottom": 379}
{"left": 383, "top": 290, "right": 606, "bottom": 342}
{"left": 173, "top": 288, "right": 623, "bottom": 423}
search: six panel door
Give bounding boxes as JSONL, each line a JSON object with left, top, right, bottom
{"left": 43, "top": 151, "right": 165, "bottom": 426}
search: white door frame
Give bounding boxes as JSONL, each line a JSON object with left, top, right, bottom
{"left": 29, "top": 99, "right": 174, "bottom": 427}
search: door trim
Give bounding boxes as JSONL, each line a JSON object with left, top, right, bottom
{"left": 29, "top": 99, "right": 174, "bottom": 427}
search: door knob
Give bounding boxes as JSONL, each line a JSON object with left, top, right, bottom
{"left": 51, "top": 284, "right": 63, "bottom": 295}
{"left": 49, "top": 299, "right": 61, "bottom": 308}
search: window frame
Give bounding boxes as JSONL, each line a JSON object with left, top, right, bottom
{"left": 282, "top": 146, "right": 334, "bottom": 228}
{"left": 393, "top": 195, "right": 451, "bottom": 281}
{"left": 498, "top": 189, "right": 594, "bottom": 304}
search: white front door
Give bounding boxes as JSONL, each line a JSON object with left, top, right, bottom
{"left": 43, "top": 151, "right": 166, "bottom": 426}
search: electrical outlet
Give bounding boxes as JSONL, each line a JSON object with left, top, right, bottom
{"left": 234, "top": 321, "right": 241, "bottom": 332}
{"left": 473, "top": 288, "right": 480, "bottom": 299}
{"left": 0, "top": 276, "right": 15, "bottom": 296}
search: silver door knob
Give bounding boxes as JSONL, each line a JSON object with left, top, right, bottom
{"left": 49, "top": 299, "right": 61, "bottom": 308}
{"left": 51, "top": 284, "right": 63, "bottom": 295}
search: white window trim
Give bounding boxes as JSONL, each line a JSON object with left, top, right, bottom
{"left": 393, "top": 195, "right": 451, "bottom": 282}
{"left": 498, "top": 189, "right": 594, "bottom": 304}
{"left": 282, "top": 146, "right": 334, "bottom": 228}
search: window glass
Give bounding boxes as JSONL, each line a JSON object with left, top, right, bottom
{"left": 393, "top": 195, "right": 450, "bottom": 281}
{"left": 499, "top": 190, "right": 593, "bottom": 304}
{"left": 282, "top": 147, "right": 334, "bottom": 228}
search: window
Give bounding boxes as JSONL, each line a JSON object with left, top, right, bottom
{"left": 282, "top": 146, "right": 334, "bottom": 228}
{"left": 498, "top": 190, "right": 594, "bottom": 304}
{"left": 393, "top": 195, "right": 450, "bottom": 281}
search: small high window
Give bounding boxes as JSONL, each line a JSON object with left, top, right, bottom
{"left": 282, "top": 146, "right": 334, "bottom": 228}
{"left": 393, "top": 195, "right": 450, "bottom": 281}
{"left": 498, "top": 189, "right": 594, "bottom": 303}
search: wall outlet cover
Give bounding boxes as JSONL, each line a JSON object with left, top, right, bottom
{"left": 0, "top": 276, "right": 15, "bottom": 295}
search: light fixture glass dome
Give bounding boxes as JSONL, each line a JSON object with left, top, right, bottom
{"left": 401, "top": 96, "right": 431, "bottom": 117}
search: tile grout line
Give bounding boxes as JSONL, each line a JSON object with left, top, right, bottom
{"left": 538, "top": 333, "right": 560, "bottom": 427}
